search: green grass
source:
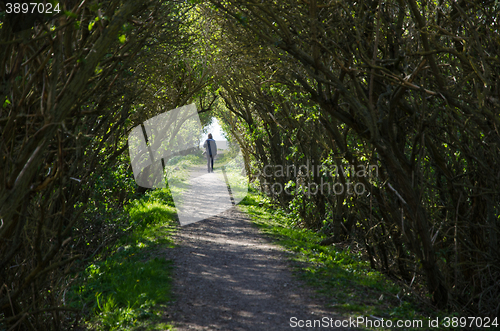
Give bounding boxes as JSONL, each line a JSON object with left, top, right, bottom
{"left": 238, "top": 190, "right": 450, "bottom": 331}
{"left": 165, "top": 154, "right": 203, "bottom": 181}
{"left": 69, "top": 189, "right": 178, "bottom": 331}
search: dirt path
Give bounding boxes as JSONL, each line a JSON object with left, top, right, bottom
{"left": 165, "top": 207, "right": 357, "bottom": 330}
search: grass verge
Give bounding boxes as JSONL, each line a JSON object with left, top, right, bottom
{"left": 69, "top": 189, "right": 178, "bottom": 331}
{"left": 238, "top": 190, "right": 457, "bottom": 331}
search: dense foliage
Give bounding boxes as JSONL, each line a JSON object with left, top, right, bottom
{"left": 0, "top": 1, "right": 210, "bottom": 329}
{"left": 1, "top": 0, "right": 499, "bottom": 328}
{"left": 204, "top": 0, "right": 500, "bottom": 316}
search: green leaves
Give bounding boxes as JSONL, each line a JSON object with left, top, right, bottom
{"left": 64, "top": 10, "right": 78, "bottom": 18}
{"left": 235, "top": 12, "right": 248, "bottom": 26}
{"left": 88, "top": 19, "right": 96, "bottom": 31}
{"left": 3, "top": 97, "right": 11, "bottom": 108}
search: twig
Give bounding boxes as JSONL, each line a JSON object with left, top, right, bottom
{"left": 387, "top": 183, "right": 407, "bottom": 205}
{"left": 7, "top": 313, "right": 28, "bottom": 331}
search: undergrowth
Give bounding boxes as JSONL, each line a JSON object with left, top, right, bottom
{"left": 68, "top": 188, "right": 178, "bottom": 331}
{"left": 239, "top": 190, "right": 461, "bottom": 331}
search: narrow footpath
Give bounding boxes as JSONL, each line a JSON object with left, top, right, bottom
{"left": 165, "top": 206, "right": 356, "bottom": 330}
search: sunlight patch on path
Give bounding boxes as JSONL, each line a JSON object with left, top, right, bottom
{"left": 172, "top": 168, "right": 233, "bottom": 226}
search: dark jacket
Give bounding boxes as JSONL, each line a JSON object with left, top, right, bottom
{"left": 203, "top": 139, "right": 217, "bottom": 157}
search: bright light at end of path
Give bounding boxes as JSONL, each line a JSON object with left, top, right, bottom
{"left": 127, "top": 104, "right": 248, "bottom": 226}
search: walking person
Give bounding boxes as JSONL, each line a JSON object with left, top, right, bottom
{"left": 203, "top": 133, "right": 217, "bottom": 173}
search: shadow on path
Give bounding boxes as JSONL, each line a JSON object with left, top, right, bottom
{"left": 166, "top": 208, "right": 357, "bottom": 330}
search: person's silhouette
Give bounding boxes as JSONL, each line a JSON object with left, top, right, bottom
{"left": 203, "top": 133, "right": 217, "bottom": 173}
